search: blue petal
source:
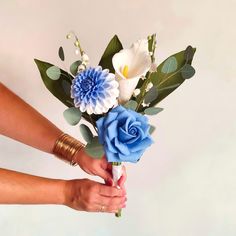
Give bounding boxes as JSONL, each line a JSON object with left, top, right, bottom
{"left": 96, "top": 117, "right": 105, "bottom": 144}
{"left": 104, "top": 111, "right": 119, "bottom": 127}
{"left": 128, "top": 137, "right": 154, "bottom": 152}
{"left": 118, "top": 150, "right": 144, "bottom": 163}
{"left": 107, "top": 120, "right": 118, "bottom": 140}
{"left": 105, "top": 136, "right": 118, "bottom": 153}
{"left": 118, "top": 127, "right": 136, "bottom": 142}
{"left": 105, "top": 149, "right": 121, "bottom": 163}
{"left": 114, "top": 137, "right": 130, "bottom": 155}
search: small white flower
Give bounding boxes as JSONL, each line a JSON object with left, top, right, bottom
{"left": 75, "top": 49, "right": 80, "bottom": 55}
{"left": 145, "top": 82, "right": 153, "bottom": 92}
{"left": 142, "top": 101, "right": 150, "bottom": 107}
{"left": 133, "top": 89, "right": 141, "bottom": 97}
{"left": 141, "top": 75, "right": 146, "bottom": 80}
{"left": 82, "top": 53, "right": 89, "bottom": 63}
{"left": 78, "top": 64, "right": 86, "bottom": 72}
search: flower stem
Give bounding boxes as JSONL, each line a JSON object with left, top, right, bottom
{"left": 112, "top": 162, "right": 122, "bottom": 217}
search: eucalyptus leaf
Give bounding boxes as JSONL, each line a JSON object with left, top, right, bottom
{"left": 181, "top": 64, "right": 195, "bottom": 79}
{"left": 124, "top": 100, "right": 138, "bottom": 110}
{"left": 58, "top": 46, "right": 65, "bottom": 61}
{"left": 70, "top": 60, "right": 81, "bottom": 76}
{"left": 79, "top": 124, "right": 93, "bottom": 144}
{"left": 144, "top": 86, "right": 158, "bottom": 104}
{"left": 85, "top": 136, "right": 104, "bottom": 159}
{"left": 144, "top": 107, "right": 163, "bottom": 115}
{"left": 99, "top": 35, "right": 123, "bottom": 73}
{"left": 63, "top": 107, "right": 81, "bottom": 126}
{"left": 34, "top": 59, "right": 74, "bottom": 107}
{"left": 46, "top": 66, "right": 61, "bottom": 80}
{"left": 149, "top": 125, "right": 156, "bottom": 134}
{"left": 161, "top": 56, "right": 178, "bottom": 74}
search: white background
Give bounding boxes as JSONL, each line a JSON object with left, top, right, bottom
{"left": 0, "top": 0, "right": 236, "bottom": 235}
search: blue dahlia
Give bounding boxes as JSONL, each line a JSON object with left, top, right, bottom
{"left": 71, "top": 66, "right": 119, "bottom": 114}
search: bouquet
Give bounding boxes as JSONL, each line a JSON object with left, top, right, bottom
{"left": 35, "top": 32, "right": 196, "bottom": 217}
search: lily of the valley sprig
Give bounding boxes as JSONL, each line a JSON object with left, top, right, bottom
{"left": 35, "top": 32, "right": 196, "bottom": 218}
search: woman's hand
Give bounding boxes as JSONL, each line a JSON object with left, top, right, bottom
{"left": 74, "top": 148, "right": 127, "bottom": 187}
{"left": 64, "top": 178, "right": 127, "bottom": 213}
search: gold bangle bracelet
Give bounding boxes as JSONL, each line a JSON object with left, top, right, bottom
{"left": 53, "top": 133, "right": 85, "bottom": 166}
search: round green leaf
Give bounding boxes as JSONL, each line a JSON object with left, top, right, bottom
{"left": 70, "top": 60, "right": 82, "bottom": 76}
{"left": 149, "top": 125, "right": 156, "bottom": 134}
{"left": 144, "top": 87, "right": 158, "bottom": 104}
{"left": 58, "top": 46, "right": 65, "bottom": 61}
{"left": 46, "top": 66, "right": 61, "bottom": 80}
{"left": 161, "top": 56, "right": 178, "bottom": 74}
{"left": 124, "top": 100, "right": 138, "bottom": 110}
{"left": 79, "top": 124, "right": 93, "bottom": 144}
{"left": 181, "top": 64, "right": 195, "bottom": 79}
{"left": 144, "top": 107, "right": 164, "bottom": 115}
{"left": 85, "top": 137, "right": 104, "bottom": 159}
{"left": 63, "top": 107, "right": 82, "bottom": 126}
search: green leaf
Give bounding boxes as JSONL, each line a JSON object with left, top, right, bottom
{"left": 79, "top": 124, "right": 93, "bottom": 144}
{"left": 181, "top": 64, "right": 195, "bottom": 79}
{"left": 85, "top": 136, "right": 104, "bottom": 159}
{"left": 70, "top": 60, "right": 81, "bottom": 76}
{"left": 58, "top": 46, "right": 65, "bottom": 61}
{"left": 63, "top": 107, "right": 81, "bottom": 126}
{"left": 144, "top": 107, "right": 163, "bottom": 115}
{"left": 144, "top": 86, "right": 158, "bottom": 104}
{"left": 46, "top": 66, "right": 61, "bottom": 80}
{"left": 161, "top": 56, "right": 178, "bottom": 74}
{"left": 123, "top": 100, "right": 138, "bottom": 110}
{"left": 149, "top": 125, "right": 156, "bottom": 134}
{"left": 99, "top": 35, "right": 123, "bottom": 73}
{"left": 184, "top": 45, "right": 194, "bottom": 63}
{"left": 34, "top": 59, "right": 74, "bottom": 108}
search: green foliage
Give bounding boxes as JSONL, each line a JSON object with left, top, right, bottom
{"left": 85, "top": 136, "right": 104, "bottom": 159}
{"left": 58, "top": 46, "right": 65, "bottom": 61}
{"left": 79, "top": 124, "right": 93, "bottom": 144}
{"left": 161, "top": 56, "right": 178, "bottom": 74}
{"left": 63, "top": 107, "right": 81, "bottom": 126}
{"left": 46, "top": 66, "right": 61, "bottom": 80}
{"left": 34, "top": 59, "right": 74, "bottom": 107}
{"left": 149, "top": 125, "right": 156, "bottom": 134}
{"left": 144, "top": 107, "right": 163, "bottom": 115}
{"left": 144, "top": 86, "right": 158, "bottom": 104}
{"left": 123, "top": 100, "right": 138, "bottom": 110}
{"left": 181, "top": 64, "right": 196, "bottom": 79}
{"left": 70, "top": 60, "right": 81, "bottom": 76}
{"left": 99, "top": 35, "right": 123, "bottom": 73}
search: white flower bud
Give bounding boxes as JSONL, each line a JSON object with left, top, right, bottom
{"left": 133, "top": 89, "right": 141, "bottom": 97}
{"left": 78, "top": 64, "right": 86, "bottom": 72}
{"left": 75, "top": 49, "right": 80, "bottom": 55}
{"left": 145, "top": 82, "right": 153, "bottom": 92}
{"left": 142, "top": 101, "right": 150, "bottom": 107}
{"left": 82, "top": 53, "right": 89, "bottom": 63}
{"left": 141, "top": 75, "right": 146, "bottom": 80}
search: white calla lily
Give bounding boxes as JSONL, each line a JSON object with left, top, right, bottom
{"left": 112, "top": 39, "right": 152, "bottom": 104}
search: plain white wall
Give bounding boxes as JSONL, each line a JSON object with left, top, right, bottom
{"left": 0, "top": 0, "right": 236, "bottom": 235}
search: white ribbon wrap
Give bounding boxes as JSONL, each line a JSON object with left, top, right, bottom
{"left": 112, "top": 165, "right": 123, "bottom": 188}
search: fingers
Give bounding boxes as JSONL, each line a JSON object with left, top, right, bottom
{"left": 97, "top": 167, "right": 113, "bottom": 184}
{"left": 98, "top": 184, "right": 125, "bottom": 197}
{"left": 118, "top": 165, "right": 127, "bottom": 188}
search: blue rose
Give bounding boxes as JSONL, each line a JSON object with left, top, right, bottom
{"left": 96, "top": 105, "right": 153, "bottom": 163}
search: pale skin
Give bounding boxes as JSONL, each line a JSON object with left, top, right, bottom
{"left": 0, "top": 83, "right": 127, "bottom": 213}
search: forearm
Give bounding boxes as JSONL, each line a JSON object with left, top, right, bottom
{"left": 0, "top": 83, "right": 62, "bottom": 153}
{"left": 0, "top": 168, "right": 66, "bottom": 204}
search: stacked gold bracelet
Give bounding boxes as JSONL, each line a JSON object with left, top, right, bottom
{"left": 53, "top": 133, "right": 85, "bottom": 166}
